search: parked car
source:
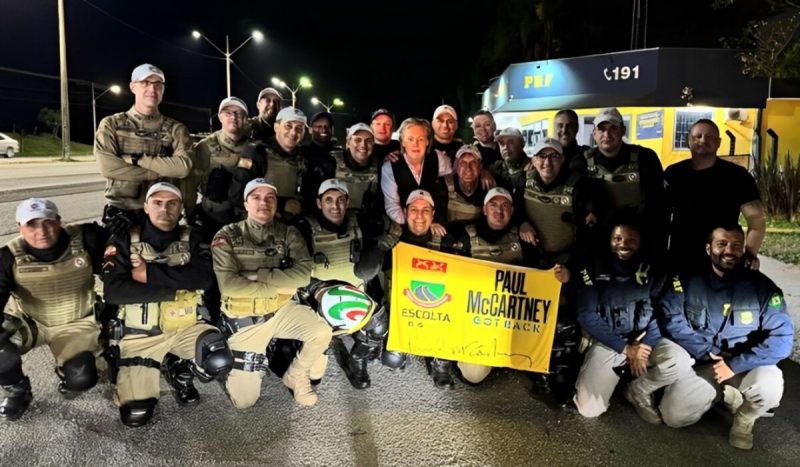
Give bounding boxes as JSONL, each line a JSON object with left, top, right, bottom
{"left": 0, "top": 132, "right": 20, "bottom": 158}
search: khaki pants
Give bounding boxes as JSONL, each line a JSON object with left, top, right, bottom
{"left": 115, "top": 323, "right": 217, "bottom": 405}
{"left": 225, "top": 302, "right": 332, "bottom": 409}
{"left": 6, "top": 310, "right": 101, "bottom": 365}
{"left": 574, "top": 339, "right": 683, "bottom": 418}
{"left": 655, "top": 340, "right": 784, "bottom": 428}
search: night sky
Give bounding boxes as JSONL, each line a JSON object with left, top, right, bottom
{"left": 0, "top": 0, "right": 768, "bottom": 143}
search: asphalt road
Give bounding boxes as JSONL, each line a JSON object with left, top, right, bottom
{"left": 0, "top": 162, "right": 798, "bottom": 466}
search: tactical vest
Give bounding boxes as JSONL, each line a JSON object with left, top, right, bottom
{"left": 265, "top": 147, "right": 304, "bottom": 199}
{"left": 122, "top": 225, "right": 201, "bottom": 334}
{"left": 590, "top": 263, "right": 654, "bottom": 336}
{"left": 104, "top": 110, "right": 180, "bottom": 207}
{"left": 220, "top": 221, "right": 295, "bottom": 317}
{"left": 444, "top": 174, "right": 482, "bottom": 223}
{"left": 200, "top": 133, "right": 244, "bottom": 221}
{"left": 9, "top": 225, "right": 94, "bottom": 327}
{"left": 464, "top": 225, "right": 522, "bottom": 264}
{"left": 332, "top": 151, "right": 379, "bottom": 210}
{"left": 391, "top": 151, "right": 440, "bottom": 205}
{"left": 523, "top": 171, "right": 579, "bottom": 254}
{"left": 308, "top": 215, "right": 363, "bottom": 287}
{"left": 584, "top": 148, "right": 641, "bottom": 210}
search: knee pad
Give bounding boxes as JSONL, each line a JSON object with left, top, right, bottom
{"left": 0, "top": 341, "right": 24, "bottom": 386}
{"left": 381, "top": 349, "right": 406, "bottom": 369}
{"left": 119, "top": 398, "right": 158, "bottom": 427}
{"left": 60, "top": 351, "right": 98, "bottom": 392}
{"left": 195, "top": 330, "right": 233, "bottom": 381}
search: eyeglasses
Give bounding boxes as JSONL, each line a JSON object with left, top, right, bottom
{"left": 534, "top": 152, "right": 562, "bottom": 162}
{"left": 220, "top": 110, "right": 246, "bottom": 120}
{"left": 137, "top": 80, "right": 165, "bottom": 90}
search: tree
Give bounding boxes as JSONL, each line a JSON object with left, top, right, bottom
{"left": 37, "top": 107, "right": 62, "bottom": 138}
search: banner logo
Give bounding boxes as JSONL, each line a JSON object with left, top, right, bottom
{"left": 412, "top": 258, "right": 448, "bottom": 273}
{"left": 404, "top": 280, "right": 451, "bottom": 308}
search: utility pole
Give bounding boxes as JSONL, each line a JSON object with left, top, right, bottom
{"left": 58, "top": 0, "right": 71, "bottom": 161}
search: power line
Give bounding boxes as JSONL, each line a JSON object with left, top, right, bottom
{"left": 230, "top": 60, "right": 262, "bottom": 92}
{"left": 79, "top": 0, "right": 225, "bottom": 61}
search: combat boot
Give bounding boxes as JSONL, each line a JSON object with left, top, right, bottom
{"left": 344, "top": 354, "right": 371, "bottom": 389}
{"left": 163, "top": 355, "right": 200, "bottom": 405}
{"left": 729, "top": 412, "right": 755, "bottom": 450}
{"left": 309, "top": 353, "right": 328, "bottom": 385}
{"left": 623, "top": 384, "right": 662, "bottom": 425}
{"left": 0, "top": 376, "right": 33, "bottom": 422}
{"left": 283, "top": 364, "right": 318, "bottom": 406}
{"left": 428, "top": 358, "right": 454, "bottom": 389}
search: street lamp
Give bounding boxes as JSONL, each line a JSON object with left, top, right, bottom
{"left": 192, "top": 29, "right": 264, "bottom": 97}
{"left": 91, "top": 83, "right": 121, "bottom": 136}
{"left": 310, "top": 97, "right": 344, "bottom": 113}
{"left": 271, "top": 75, "right": 312, "bottom": 107}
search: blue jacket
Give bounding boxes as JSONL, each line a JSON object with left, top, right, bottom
{"left": 660, "top": 268, "right": 794, "bottom": 374}
{"left": 576, "top": 257, "right": 664, "bottom": 353}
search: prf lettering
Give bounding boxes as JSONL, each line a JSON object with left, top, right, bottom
{"left": 523, "top": 73, "right": 553, "bottom": 89}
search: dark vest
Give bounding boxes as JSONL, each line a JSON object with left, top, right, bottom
{"left": 391, "top": 151, "right": 440, "bottom": 205}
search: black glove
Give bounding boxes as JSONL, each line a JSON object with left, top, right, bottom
{"left": 104, "top": 211, "right": 133, "bottom": 238}
{"left": 355, "top": 247, "right": 385, "bottom": 281}
{"left": 205, "top": 167, "right": 233, "bottom": 202}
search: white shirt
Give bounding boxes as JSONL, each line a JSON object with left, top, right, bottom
{"left": 380, "top": 150, "right": 452, "bottom": 224}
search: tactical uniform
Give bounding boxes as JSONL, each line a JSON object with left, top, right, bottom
{"left": 248, "top": 115, "right": 275, "bottom": 144}
{"left": 573, "top": 256, "right": 668, "bottom": 420}
{"left": 332, "top": 150, "right": 380, "bottom": 215}
{"left": 212, "top": 218, "right": 332, "bottom": 407}
{"left": 0, "top": 223, "right": 107, "bottom": 421}
{"left": 441, "top": 174, "right": 484, "bottom": 223}
{"left": 296, "top": 212, "right": 389, "bottom": 389}
{"left": 656, "top": 270, "right": 793, "bottom": 447}
{"left": 95, "top": 107, "right": 193, "bottom": 216}
{"left": 488, "top": 158, "right": 526, "bottom": 195}
{"left": 102, "top": 221, "right": 232, "bottom": 427}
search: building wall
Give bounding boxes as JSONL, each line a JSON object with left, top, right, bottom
{"left": 762, "top": 99, "right": 800, "bottom": 162}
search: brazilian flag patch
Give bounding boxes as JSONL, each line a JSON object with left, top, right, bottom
{"left": 769, "top": 293, "right": 784, "bottom": 308}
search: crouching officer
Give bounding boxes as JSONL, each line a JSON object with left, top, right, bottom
{"left": 0, "top": 199, "right": 108, "bottom": 421}
{"left": 295, "top": 179, "right": 388, "bottom": 389}
{"left": 102, "top": 182, "right": 233, "bottom": 427}
{"left": 656, "top": 223, "right": 793, "bottom": 450}
{"left": 212, "top": 178, "right": 332, "bottom": 407}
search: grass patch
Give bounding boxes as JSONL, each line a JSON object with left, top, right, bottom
{"left": 761, "top": 231, "right": 800, "bottom": 266}
{"left": 7, "top": 132, "right": 93, "bottom": 157}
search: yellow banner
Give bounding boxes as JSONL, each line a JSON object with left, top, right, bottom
{"left": 387, "top": 243, "right": 561, "bottom": 373}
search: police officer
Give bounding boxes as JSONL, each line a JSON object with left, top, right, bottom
{"left": 249, "top": 87, "right": 283, "bottom": 143}
{"left": 370, "top": 108, "right": 401, "bottom": 165}
{"left": 490, "top": 127, "right": 528, "bottom": 194}
{"left": 356, "top": 190, "right": 459, "bottom": 387}
{"left": 553, "top": 109, "right": 589, "bottom": 166}
{"left": 437, "top": 145, "right": 487, "bottom": 223}
{"left": 295, "top": 179, "right": 389, "bottom": 389}
{"left": 303, "top": 112, "right": 339, "bottom": 212}
{"left": 230, "top": 107, "right": 309, "bottom": 222}
{"left": 573, "top": 211, "right": 668, "bottom": 422}
{"left": 450, "top": 187, "right": 537, "bottom": 384}
{"left": 212, "top": 178, "right": 332, "bottom": 407}
{"left": 0, "top": 199, "right": 108, "bottom": 421}
{"left": 655, "top": 223, "right": 793, "bottom": 450}
{"left": 189, "top": 96, "right": 255, "bottom": 241}
{"left": 431, "top": 105, "right": 463, "bottom": 162}
{"left": 572, "top": 108, "right": 667, "bottom": 256}
{"left": 95, "top": 64, "right": 193, "bottom": 236}
{"left": 471, "top": 110, "right": 501, "bottom": 167}
{"left": 102, "top": 183, "right": 233, "bottom": 427}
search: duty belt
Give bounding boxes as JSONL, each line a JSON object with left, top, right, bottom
{"left": 220, "top": 312, "right": 274, "bottom": 336}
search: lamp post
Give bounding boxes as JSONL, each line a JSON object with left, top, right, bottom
{"left": 192, "top": 29, "right": 264, "bottom": 97}
{"left": 310, "top": 97, "right": 344, "bottom": 113}
{"left": 91, "top": 83, "right": 121, "bottom": 136}
{"left": 271, "top": 76, "right": 312, "bottom": 107}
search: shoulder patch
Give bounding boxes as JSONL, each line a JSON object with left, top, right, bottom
{"left": 237, "top": 158, "right": 253, "bottom": 169}
{"left": 104, "top": 245, "right": 117, "bottom": 258}
{"left": 769, "top": 293, "right": 784, "bottom": 309}
{"left": 211, "top": 236, "right": 228, "bottom": 249}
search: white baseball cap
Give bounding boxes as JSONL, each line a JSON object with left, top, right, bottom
{"left": 496, "top": 127, "right": 524, "bottom": 142}
{"left": 16, "top": 198, "right": 59, "bottom": 224}
{"left": 531, "top": 138, "right": 564, "bottom": 157}
{"left": 145, "top": 182, "right": 182, "bottom": 201}
{"left": 218, "top": 96, "right": 248, "bottom": 115}
{"left": 275, "top": 107, "right": 307, "bottom": 125}
{"left": 318, "top": 179, "right": 349, "bottom": 196}
{"left": 406, "top": 189, "right": 434, "bottom": 207}
{"left": 131, "top": 63, "right": 165, "bottom": 83}
{"left": 433, "top": 104, "right": 457, "bottom": 122}
{"left": 257, "top": 87, "right": 283, "bottom": 101}
{"left": 484, "top": 187, "right": 513, "bottom": 206}
{"left": 594, "top": 107, "right": 623, "bottom": 126}
{"left": 347, "top": 123, "right": 374, "bottom": 139}
{"left": 244, "top": 178, "right": 278, "bottom": 198}
{"left": 455, "top": 144, "right": 482, "bottom": 162}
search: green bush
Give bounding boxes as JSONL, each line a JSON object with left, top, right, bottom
{"left": 753, "top": 150, "right": 800, "bottom": 222}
